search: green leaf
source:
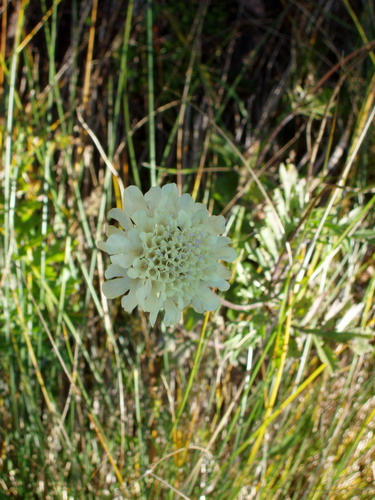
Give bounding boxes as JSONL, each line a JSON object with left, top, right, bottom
{"left": 296, "top": 326, "right": 372, "bottom": 342}
{"left": 313, "top": 336, "right": 337, "bottom": 374}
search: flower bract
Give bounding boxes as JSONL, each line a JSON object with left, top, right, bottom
{"left": 98, "top": 184, "right": 236, "bottom": 326}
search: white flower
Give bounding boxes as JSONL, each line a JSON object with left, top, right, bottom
{"left": 98, "top": 183, "right": 236, "bottom": 326}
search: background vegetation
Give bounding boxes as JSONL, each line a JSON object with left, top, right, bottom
{"left": 1, "top": 0, "right": 374, "bottom": 498}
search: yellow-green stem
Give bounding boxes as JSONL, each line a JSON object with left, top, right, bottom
{"left": 171, "top": 311, "right": 210, "bottom": 437}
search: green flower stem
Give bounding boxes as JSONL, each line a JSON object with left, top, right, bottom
{"left": 171, "top": 311, "right": 211, "bottom": 437}
{"left": 146, "top": 0, "right": 156, "bottom": 187}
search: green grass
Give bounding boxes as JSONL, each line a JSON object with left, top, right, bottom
{"left": 1, "top": 1, "right": 374, "bottom": 498}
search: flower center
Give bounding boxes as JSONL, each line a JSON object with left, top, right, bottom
{"left": 136, "top": 222, "right": 207, "bottom": 284}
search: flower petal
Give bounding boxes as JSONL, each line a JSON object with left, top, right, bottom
{"left": 108, "top": 208, "right": 133, "bottom": 229}
{"left": 149, "top": 309, "right": 159, "bottom": 326}
{"left": 102, "top": 277, "right": 131, "bottom": 299}
{"left": 105, "top": 233, "right": 130, "bottom": 254}
{"left": 159, "top": 183, "right": 179, "bottom": 214}
{"left": 106, "top": 232, "right": 143, "bottom": 257}
{"left": 207, "top": 215, "right": 226, "bottom": 235}
{"left": 191, "top": 204, "right": 209, "bottom": 225}
{"left": 96, "top": 240, "right": 108, "bottom": 252}
{"left": 192, "top": 296, "right": 204, "bottom": 313}
{"left": 144, "top": 283, "right": 163, "bottom": 312}
{"left": 217, "top": 262, "right": 232, "bottom": 279}
{"left": 124, "top": 185, "right": 148, "bottom": 216}
{"left": 161, "top": 183, "right": 179, "bottom": 197}
{"left": 105, "top": 264, "right": 127, "bottom": 279}
{"left": 121, "top": 290, "right": 138, "bottom": 312}
{"left": 178, "top": 193, "right": 195, "bottom": 211}
{"left": 176, "top": 210, "right": 191, "bottom": 229}
{"left": 204, "top": 263, "right": 231, "bottom": 290}
{"left": 204, "top": 276, "right": 230, "bottom": 291}
{"left": 106, "top": 225, "right": 125, "bottom": 237}
{"left": 135, "top": 279, "right": 152, "bottom": 308}
{"left": 131, "top": 210, "right": 155, "bottom": 231}
{"left": 196, "top": 285, "right": 220, "bottom": 311}
{"left": 213, "top": 246, "right": 237, "bottom": 262}
{"left": 110, "top": 253, "right": 136, "bottom": 268}
{"left": 164, "top": 299, "right": 181, "bottom": 326}
{"left": 145, "top": 186, "right": 162, "bottom": 211}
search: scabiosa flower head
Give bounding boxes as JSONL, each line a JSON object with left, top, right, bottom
{"left": 98, "top": 184, "right": 236, "bottom": 326}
